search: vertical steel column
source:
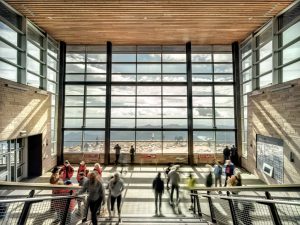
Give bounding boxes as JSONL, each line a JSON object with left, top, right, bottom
{"left": 105, "top": 42, "right": 112, "bottom": 165}
{"left": 227, "top": 191, "right": 239, "bottom": 225}
{"left": 207, "top": 191, "right": 216, "bottom": 223}
{"left": 57, "top": 41, "right": 66, "bottom": 165}
{"left": 265, "top": 192, "right": 282, "bottom": 225}
{"left": 186, "top": 42, "right": 193, "bottom": 165}
{"left": 232, "top": 42, "right": 241, "bottom": 166}
{"left": 17, "top": 190, "right": 35, "bottom": 225}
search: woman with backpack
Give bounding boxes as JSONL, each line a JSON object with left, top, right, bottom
{"left": 223, "top": 160, "right": 235, "bottom": 187}
{"left": 213, "top": 161, "right": 222, "bottom": 187}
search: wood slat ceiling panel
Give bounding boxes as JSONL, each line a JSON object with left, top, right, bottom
{"left": 5, "top": 0, "right": 293, "bottom": 45}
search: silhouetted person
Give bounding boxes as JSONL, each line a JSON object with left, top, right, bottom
{"left": 230, "top": 145, "right": 238, "bottom": 165}
{"left": 223, "top": 146, "right": 230, "bottom": 162}
{"left": 114, "top": 144, "right": 121, "bottom": 165}
{"left": 152, "top": 172, "right": 164, "bottom": 215}
{"left": 130, "top": 145, "right": 135, "bottom": 164}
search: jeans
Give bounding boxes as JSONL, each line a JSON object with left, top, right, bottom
{"left": 215, "top": 175, "right": 222, "bottom": 187}
{"left": 170, "top": 184, "right": 179, "bottom": 203}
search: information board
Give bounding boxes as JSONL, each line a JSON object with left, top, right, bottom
{"left": 256, "top": 134, "right": 284, "bottom": 183}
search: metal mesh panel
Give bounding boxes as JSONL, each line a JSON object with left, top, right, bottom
{"left": 199, "top": 197, "right": 211, "bottom": 217}
{"left": 211, "top": 197, "right": 233, "bottom": 225}
{"left": 0, "top": 202, "right": 24, "bottom": 225}
{"left": 275, "top": 203, "right": 300, "bottom": 225}
{"left": 233, "top": 199, "right": 273, "bottom": 225}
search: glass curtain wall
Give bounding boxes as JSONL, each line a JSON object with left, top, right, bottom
{"left": 192, "top": 46, "right": 235, "bottom": 154}
{"left": 0, "top": 2, "right": 23, "bottom": 82}
{"left": 110, "top": 45, "right": 188, "bottom": 155}
{"left": 64, "top": 45, "right": 107, "bottom": 153}
{"left": 63, "top": 44, "right": 236, "bottom": 158}
{"left": 239, "top": 2, "right": 300, "bottom": 158}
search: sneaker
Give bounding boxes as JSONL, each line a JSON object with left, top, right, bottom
{"left": 81, "top": 218, "right": 87, "bottom": 223}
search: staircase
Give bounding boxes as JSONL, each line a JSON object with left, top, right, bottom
{"left": 97, "top": 216, "right": 208, "bottom": 225}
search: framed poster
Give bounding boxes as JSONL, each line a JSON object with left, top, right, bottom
{"left": 256, "top": 134, "right": 284, "bottom": 183}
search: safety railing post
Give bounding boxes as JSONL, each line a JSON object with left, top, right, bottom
{"left": 194, "top": 190, "right": 202, "bottom": 217}
{"left": 17, "top": 190, "right": 35, "bottom": 225}
{"left": 226, "top": 191, "right": 238, "bottom": 225}
{"left": 61, "top": 190, "right": 73, "bottom": 225}
{"left": 265, "top": 192, "right": 282, "bottom": 225}
{"left": 207, "top": 191, "right": 216, "bottom": 223}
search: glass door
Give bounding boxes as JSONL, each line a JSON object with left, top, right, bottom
{"left": 0, "top": 141, "right": 9, "bottom": 181}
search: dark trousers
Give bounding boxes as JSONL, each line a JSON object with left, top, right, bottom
{"left": 154, "top": 192, "right": 162, "bottom": 213}
{"left": 115, "top": 154, "right": 120, "bottom": 164}
{"left": 89, "top": 197, "right": 102, "bottom": 225}
{"left": 224, "top": 174, "right": 231, "bottom": 187}
{"left": 170, "top": 184, "right": 179, "bottom": 203}
{"left": 111, "top": 195, "right": 122, "bottom": 214}
{"left": 130, "top": 154, "right": 134, "bottom": 163}
{"left": 190, "top": 190, "right": 196, "bottom": 204}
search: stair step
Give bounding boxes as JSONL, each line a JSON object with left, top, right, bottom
{"left": 98, "top": 217, "right": 207, "bottom": 224}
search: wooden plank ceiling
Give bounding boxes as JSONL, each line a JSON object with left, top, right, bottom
{"left": 6, "top": 0, "right": 294, "bottom": 45}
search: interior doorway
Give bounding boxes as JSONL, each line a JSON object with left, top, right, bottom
{"left": 28, "top": 134, "right": 42, "bottom": 178}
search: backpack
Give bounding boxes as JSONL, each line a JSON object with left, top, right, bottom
{"left": 225, "top": 165, "right": 231, "bottom": 174}
{"left": 205, "top": 172, "right": 213, "bottom": 187}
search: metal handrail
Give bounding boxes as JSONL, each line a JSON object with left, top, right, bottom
{"left": 192, "top": 183, "right": 300, "bottom": 192}
{"left": 0, "top": 194, "right": 86, "bottom": 204}
{"left": 199, "top": 194, "right": 300, "bottom": 206}
{"left": 0, "top": 181, "right": 82, "bottom": 190}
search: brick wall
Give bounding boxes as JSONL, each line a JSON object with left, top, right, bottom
{"left": 0, "top": 78, "right": 56, "bottom": 174}
{"left": 243, "top": 79, "right": 300, "bottom": 184}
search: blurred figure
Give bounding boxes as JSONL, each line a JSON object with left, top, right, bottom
{"left": 59, "top": 160, "right": 74, "bottom": 181}
{"left": 50, "top": 166, "right": 60, "bottom": 185}
{"left": 114, "top": 144, "right": 121, "bottom": 165}
{"left": 224, "top": 160, "right": 235, "bottom": 187}
{"left": 130, "top": 145, "right": 135, "bottom": 164}
{"left": 77, "top": 172, "right": 88, "bottom": 216}
{"left": 168, "top": 165, "right": 180, "bottom": 205}
{"left": 230, "top": 145, "right": 238, "bottom": 165}
{"left": 223, "top": 146, "right": 230, "bottom": 162}
{"left": 165, "top": 163, "right": 172, "bottom": 190}
{"left": 76, "top": 161, "right": 88, "bottom": 183}
{"left": 93, "top": 163, "right": 103, "bottom": 178}
{"left": 213, "top": 161, "right": 223, "bottom": 187}
{"left": 152, "top": 172, "right": 164, "bottom": 216}
{"left": 78, "top": 172, "right": 106, "bottom": 225}
{"left": 205, "top": 166, "right": 213, "bottom": 188}
{"left": 186, "top": 173, "right": 196, "bottom": 210}
{"left": 108, "top": 172, "right": 125, "bottom": 221}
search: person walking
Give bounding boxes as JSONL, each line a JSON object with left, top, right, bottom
{"left": 59, "top": 160, "right": 74, "bottom": 181}
{"left": 50, "top": 166, "right": 60, "bottom": 184}
{"left": 77, "top": 172, "right": 106, "bottom": 225}
{"left": 114, "top": 144, "right": 121, "bottom": 165}
{"left": 93, "top": 163, "right": 103, "bottom": 178}
{"left": 213, "top": 161, "right": 223, "bottom": 187}
{"left": 230, "top": 145, "right": 238, "bottom": 165}
{"left": 168, "top": 165, "right": 180, "bottom": 206}
{"left": 130, "top": 145, "right": 135, "bottom": 164}
{"left": 77, "top": 172, "right": 88, "bottom": 216}
{"left": 152, "top": 172, "right": 164, "bottom": 216}
{"left": 186, "top": 173, "right": 196, "bottom": 210}
{"left": 108, "top": 172, "right": 125, "bottom": 222}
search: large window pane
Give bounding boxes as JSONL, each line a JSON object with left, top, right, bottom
{"left": 112, "top": 108, "right": 135, "bottom": 118}
{"left": 65, "top": 96, "right": 84, "bottom": 106}
{"left": 111, "top": 119, "right": 135, "bottom": 128}
{"left": 162, "top": 64, "right": 186, "bottom": 73}
{"left": 214, "top": 64, "right": 233, "bottom": 73}
{"left": 137, "top": 108, "right": 161, "bottom": 118}
{"left": 64, "top": 119, "right": 83, "bottom": 128}
{"left": 65, "top": 85, "right": 84, "bottom": 95}
{"left": 163, "top": 131, "right": 187, "bottom": 153}
{"left": 192, "top": 74, "right": 212, "bottom": 82}
{"left": 192, "top": 54, "right": 212, "bottom": 62}
{"left": 282, "top": 40, "right": 300, "bottom": 64}
{"left": 192, "top": 64, "right": 212, "bottom": 73}
{"left": 215, "top": 108, "right": 234, "bottom": 118}
{"left": 137, "top": 86, "right": 161, "bottom": 95}
{"left": 259, "top": 73, "right": 272, "bottom": 88}
{"left": 137, "top": 119, "right": 161, "bottom": 128}
{"left": 137, "top": 74, "right": 161, "bottom": 82}
{"left": 163, "top": 108, "right": 187, "bottom": 118}
{"left": 162, "top": 54, "right": 186, "bottom": 62}
{"left": 0, "top": 61, "right": 17, "bottom": 81}
{"left": 86, "top": 64, "right": 106, "bottom": 73}
{"left": 215, "top": 97, "right": 234, "bottom": 107}
{"left": 163, "top": 119, "right": 187, "bottom": 128}
{"left": 259, "top": 41, "right": 272, "bottom": 59}
{"left": 163, "top": 97, "right": 187, "bottom": 106}
{"left": 282, "top": 21, "right": 300, "bottom": 46}
{"left": 137, "top": 64, "right": 161, "bottom": 73}
{"left": 193, "top": 131, "right": 215, "bottom": 153}
{"left": 85, "top": 119, "right": 105, "bottom": 128}
{"left": 86, "top": 96, "right": 106, "bottom": 106}
{"left": 193, "top": 119, "right": 213, "bottom": 128}
{"left": 214, "top": 54, "right": 232, "bottom": 62}
{"left": 0, "top": 22, "right": 17, "bottom": 46}
{"left": 86, "top": 86, "right": 106, "bottom": 95}
{"left": 87, "top": 54, "right": 106, "bottom": 62}
{"left": 216, "top": 131, "right": 235, "bottom": 153}
{"left": 111, "top": 86, "right": 135, "bottom": 95}
{"left": 193, "top": 97, "right": 212, "bottom": 107}
{"left": 163, "top": 75, "right": 186, "bottom": 82}
{"left": 112, "top": 64, "right": 136, "bottom": 73}
{"left": 137, "top": 97, "right": 161, "bottom": 106}
{"left": 66, "top": 53, "right": 85, "bottom": 62}
{"left": 192, "top": 86, "right": 212, "bottom": 95}
{"left": 193, "top": 108, "right": 213, "bottom": 118}
{"left": 27, "top": 72, "right": 40, "bottom": 88}
{"left": 0, "top": 41, "right": 17, "bottom": 64}
{"left": 27, "top": 57, "right": 41, "bottom": 75}
{"left": 86, "top": 108, "right": 105, "bottom": 118}
{"left": 282, "top": 61, "right": 300, "bottom": 82}
{"left": 112, "top": 54, "right": 136, "bottom": 62}
{"left": 111, "top": 96, "right": 135, "bottom": 106}
{"left": 259, "top": 57, "right": 272, "bottom": 75}
{"left": 163, "top": 86, "right": 186, "bottom": 95}
{"left": 137, "top": 54, "right": 161, "bottom": 62}
{"left": 65, "top": 108, "right": 83, "bottom": 118}
{"left": 66, "top": 64, "right": 85, "bottom": 73}
{"left": 215, "top": 85, "right": 234, "bottom": 95}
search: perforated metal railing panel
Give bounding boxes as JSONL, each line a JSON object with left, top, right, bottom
{"left": 0, "top": 202, "right": 24, "bottom": 225}
{"left": 276, "top": 202, "right": 300, "bottom": 225}
{"left": 211, "top": 197, "right": 233, "bottom": 225}
{"left": 232, "top": 199, "right": 273, "bottom": 225}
